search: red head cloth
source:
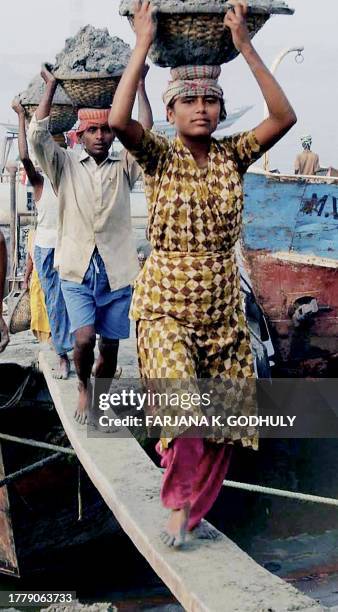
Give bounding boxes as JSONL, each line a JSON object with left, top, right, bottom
{"left": 76, "top": 108, "right": 111, "bottom": 139}
{"left": 66, "top": 130, "right": 78, "bottom": 149}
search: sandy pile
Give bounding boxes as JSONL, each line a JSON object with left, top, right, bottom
{"left": 53, "top": 25, "right": 131, "bottom": 77}
{"left": 19, "top": 74, "right": 73, "bottom": 105}
{"left": 44, "top": 603, "right": 116, "bottom": 612}
{"left": 119, "top": 0, "right": 292, "bottom": 14}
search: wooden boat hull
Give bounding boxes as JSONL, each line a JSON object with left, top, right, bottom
{"left": 0, "top": 364, "right": 119, "bottom": 577}
{"left": 10, "top": 460, "right": 119, "bottom": 576}
{"left": 242, "top": 171, "right": 338, "bottom": 376}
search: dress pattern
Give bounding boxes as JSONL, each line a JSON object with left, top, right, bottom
{"left": 128, "top": 129, "right": 263, "bottom": 448}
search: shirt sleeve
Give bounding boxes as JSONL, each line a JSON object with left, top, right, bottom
{"left": 220, "top": 130, "right": 263, "bottom": 175}
{"left": 122, "top": 150, "right": 142, "bottom": 189}
{"left": 27, "top": 113, "right": 66, "bottom": 192}
{"left": 126, "top": 128, "right": 169, "bottom": 176}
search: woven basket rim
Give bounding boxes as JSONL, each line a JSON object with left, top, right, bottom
{"left": 22, "top": 102, "right": 77, "bottom": 109}
{"left": 54, "top": 72, "right": 122, "bottom": 81}
{"left": 120, "top": 0, "right": 294, "bottom": 15}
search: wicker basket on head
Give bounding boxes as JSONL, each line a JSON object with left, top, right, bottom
{"left": 8, "top": 289, "right": 31, "bottom": 334}
{"left": 119, "top": 0, "right": 294, "bottom": 67}
{"left": 55, "top": 73, "right": 121, "bottom": 109}
{"left": 23, "top": 104, "right": 77, "bottom": 135}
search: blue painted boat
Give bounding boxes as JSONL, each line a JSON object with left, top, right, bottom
{"left": 242, "top": 170, "right": 338, "bottom": 375}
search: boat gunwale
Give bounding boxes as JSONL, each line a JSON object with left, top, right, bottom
{"left": 248, "top": 169, "right": 338, "bottom": 185}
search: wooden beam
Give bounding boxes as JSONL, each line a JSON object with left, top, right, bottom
{"left": 39, "top": 350, "right": 325, "bottom": 612}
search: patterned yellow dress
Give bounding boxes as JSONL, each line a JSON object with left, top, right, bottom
{"left": 128, "top": 129, "right": 263, "bottom": 449}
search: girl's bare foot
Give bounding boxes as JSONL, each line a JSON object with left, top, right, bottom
{"left": 53, "top": 355, "right": 71, "bottom": 380}
{"left": 188, "top": 520, "right": 220, "bottom": 540}
{"left": 160, "top": 504, "right": 190, "bottom": 549}
{"left": 74, "top": 381, "right": 92, "bottom": 425}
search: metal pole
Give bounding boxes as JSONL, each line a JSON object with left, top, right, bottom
{"left": 6, "top": 163, "right": 18, "bottom": 279}
{"left": 263, "top": 46, "right": 304, "bottom": 172}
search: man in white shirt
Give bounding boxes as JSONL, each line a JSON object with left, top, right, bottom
{"left": 12, "top": 97, "right": 73, "bottom": 379}
{"left": 29, "top": 65, "right": 152, "bottom": 424}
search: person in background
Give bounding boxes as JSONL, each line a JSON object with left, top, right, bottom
{"left": 109, "top": 0, "right": 297, "bottom": 548}
{"left": 0, "top": 230, "right": 9, "bottom": 352}
{"left": 294, "top": 135, "right": 320, "bottom": 175}
{"left": 28, "top": 64, "right": 153, "bottom": 424}
{"left": 12, "top": 97, "right": 73, "bottom": 378}
{"left": 23, "top": 228, "right": 51, "bottom": 344}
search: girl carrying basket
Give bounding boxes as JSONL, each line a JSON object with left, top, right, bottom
{"left": 109, "top": 0, "right": 296, "bottom": 547}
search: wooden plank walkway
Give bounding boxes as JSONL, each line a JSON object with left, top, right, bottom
{"left": 38, "top": 343, "right": 327, "bottom": 612}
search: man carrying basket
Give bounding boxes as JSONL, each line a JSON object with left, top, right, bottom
{"left": 29, "top": 64, "right": 153, "bottom": 424}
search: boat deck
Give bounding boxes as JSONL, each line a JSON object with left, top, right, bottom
{"left": 38, "top": 338, "right": 327, "bottom": 612}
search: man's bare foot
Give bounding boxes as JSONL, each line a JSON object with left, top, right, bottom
{"left": 160, "top": 504, "right": 190, "bottom": 549}
{"left": 91, "top": 364, "right": 122, "bottom": 378}
{"left": 114, "top": 365, "right": 122, "bottom": 379}
{"left": 74, "top": 381, "right": 92, "bottom": 425}
{"left": 53, "top": 355, "right": 71, "bottom": 380}
{"left": 187, "top": 520, "right": 220, "bottom": 541}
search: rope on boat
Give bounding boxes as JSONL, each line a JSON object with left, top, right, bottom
{"left": 0, "top": 370, "right": 32, "bottom": 409}
{"left": 0, "top": 452, "right": 64, "bottom": 488}
{"left": 223, "top": 479, "right": 338, "bottom": 507}
{"left": 0, "top": 432, "right": 76, "bottom": 456}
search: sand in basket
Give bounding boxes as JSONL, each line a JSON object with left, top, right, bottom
{"left": 52, "top": 25, "right": 131, "bottom": 108}
{"left": 119, "top": 0, "right": 294, "bottom": 67}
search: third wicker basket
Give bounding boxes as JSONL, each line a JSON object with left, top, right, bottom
{"left": 8, "top": 289, "right": 31, "bottom": 334}
{"left": 56, "top": 73, "right": 121, "bottom": 109}
{"left": 24, "top": 104, "right": 78, "bottom": 135}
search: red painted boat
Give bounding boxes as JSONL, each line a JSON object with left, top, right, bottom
{"left": 242, "top": 170, "right": 338, "bottom": 376}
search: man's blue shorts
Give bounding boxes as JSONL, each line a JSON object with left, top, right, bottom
{"left": 60, "top": 251, "right": 132, "bottom": 339}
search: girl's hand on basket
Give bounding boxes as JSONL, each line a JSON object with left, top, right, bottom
{"left": 224, "top": 1, "right": 251, "bottom": 53}
{"left": 40, "top": 63, "right": 57, "bottom": 87}
{"left": 133, "top": 0, "right": 157, "bottom": 49}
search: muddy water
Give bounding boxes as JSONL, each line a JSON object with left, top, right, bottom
{"left": 0, "top": 533, "right": 183, "bottom": 611}
{"left": 1, "top": 438, "right": 338, "bottom": 610}
{"left": 209, "top": 438, "right": 338, "bottom": 608}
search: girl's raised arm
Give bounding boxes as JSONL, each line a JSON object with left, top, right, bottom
{"left": 109, "top": 0, "right": 156, "bottom": 149}
{"left": 224, "top": 1, "right": 297, "bottom": 150}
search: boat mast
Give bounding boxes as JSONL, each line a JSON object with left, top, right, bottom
{"left": 263, "top": 46, "right": 304, "bottom": 172}
{"left": 6, "top": 162, "right": 18, "bottom": 283}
